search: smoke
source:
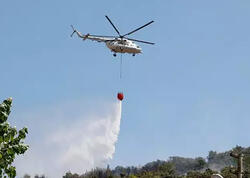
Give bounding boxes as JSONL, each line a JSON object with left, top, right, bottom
{"left": 14, "top": 100, "right": 122, "bottom": 177}
{"left": 208, "top": 163, "right": 228, "bottom": 172}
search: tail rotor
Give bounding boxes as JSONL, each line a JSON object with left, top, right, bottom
{"left": 70, "top": 25, "right": 77, "bottom": 37}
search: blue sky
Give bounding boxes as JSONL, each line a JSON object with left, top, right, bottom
{"left": 1, "top": 0, "right": 250, "bottom": 175}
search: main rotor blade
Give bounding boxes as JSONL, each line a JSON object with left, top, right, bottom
{"left": 126, "top": 37, "right": 155, "bottom": 45}
{"left": 122, "top": 20, "right": 154, "bottom": 37}
{"left": 105, "top": 15, "right": 121, "bottom": 37}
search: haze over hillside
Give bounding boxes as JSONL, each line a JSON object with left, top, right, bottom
{"left": 23, "top": 145, "right": 250, "bottom": 177}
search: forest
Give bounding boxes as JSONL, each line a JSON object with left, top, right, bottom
{"left": 24, "top": 145, "right": 250, "bottom": 178}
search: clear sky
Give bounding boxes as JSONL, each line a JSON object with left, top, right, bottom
{"left": 1, "top": 0, "right": 250, "bottom": 176}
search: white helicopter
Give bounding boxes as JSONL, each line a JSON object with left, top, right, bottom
{"left": 71, "top": 16, "right": 154, "bottom": 57}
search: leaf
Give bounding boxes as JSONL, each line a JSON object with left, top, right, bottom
{"left": 0, "top": 98, "right": 29, "bottom": 177}
{"left": 7, "top": 149, "right": 14, "bottom": 156}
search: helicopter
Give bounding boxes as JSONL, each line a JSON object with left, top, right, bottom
{"left": 71, "top": 15, "right": 154, "bottom": 57}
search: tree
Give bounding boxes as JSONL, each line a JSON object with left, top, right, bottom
{"left": 208, "top": 151, "right": 217, "bottom": 162}
{"left": 186, "top": 171, "right": 203, "bottom": 178}
{"left": 23, "top": 174, "right": 31, "bottom": 178}
{"left": 194, "top": 157, "right": 207, "bottom": 170}
{"left": 34, "top": 175, "right": 46, "bottom": 178}
{"left": 220, "top": 166, "right": 237, "bottom": 178}
{"left": 158, "top": 162, "right": 176, "bottom": 177}
{"left": 186, "top": 169, "right": 215, "bottom": 178}
{"left": 0, "top": 98, "right": 29, "bottom": 177}
{"left": 63, "top": 172, "right": 80, "bottom": 178}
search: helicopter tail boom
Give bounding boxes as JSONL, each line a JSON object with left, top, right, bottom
{"left": 70, "top": 25, "right": 89, "bottom": 40}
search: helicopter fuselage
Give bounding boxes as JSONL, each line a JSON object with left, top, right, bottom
{"left": 71, "top": 15, "right": 153, "bottom": 56}
{"left": 106, "top": 40, "right": 142, "bottom": 54}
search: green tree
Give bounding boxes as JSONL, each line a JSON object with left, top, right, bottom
{"left": 186, "top": 171, "right": 203, "bottom": 178}
{"left": 127, "top": 175, "right": 137, "bottom": 178}
{"left": 186, "top": 169, "right": 215, "bottom": 178}
{"left": 194, "top": 157, "right": 207, "bottom": 170}
{"left": 23, "top": 174, "right": 31, "bottom": 178}
{"left": 0, "top": 98, "right": 29, "bottom": 178}
{"left": 220, "top": 166, "right": 237, "bottom": 178}
{"left": 157, "top": 162, "right": 176, "bottom": 177}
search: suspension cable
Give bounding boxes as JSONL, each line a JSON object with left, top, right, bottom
{"left": 120, "top": 53, "right": 123, "bottom": 79}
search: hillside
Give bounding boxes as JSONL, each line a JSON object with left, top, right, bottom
{"left": 28, "top": 146, "right": 250, "bottom": 178}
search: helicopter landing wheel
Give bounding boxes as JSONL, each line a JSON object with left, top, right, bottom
{"left": 113, "top": 53, "right": 117, "bottom": 57}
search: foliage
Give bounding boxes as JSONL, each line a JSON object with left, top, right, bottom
{"left": 60, "top": 145, "right": 250, "bottom": 178}
{"left": 220, "top": 166, "right": 236, "bottom": 178}
{"left": 0, "top": 98, "right": 29, "bottom": 178}
{"left": 23, "top": 174, "right": 31, "bottom": 178}
{"left": 137, "top": 161, "right": 176, "bottom": 178}
{"left": 63, "top": 162, "right": 178, "bottom": 178}
{"left": 186, "top": 169, "right": 216, "bottom": 178}
{"left": 34, "top": 175, "right": 46, "bottom": 178}
{"left": 169, "top": 156, "right": 207, "bottom": 175}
